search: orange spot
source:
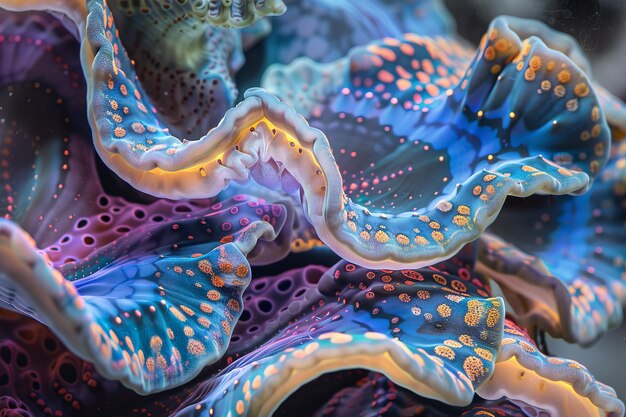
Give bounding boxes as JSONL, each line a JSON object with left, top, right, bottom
{"left": 396, "top": 65, "right": 412, "bottom": 80}
{"left": 400, "top": 43, "right": 415, "bottom": 56}
{"left": 378, "top": 70, "right": 395, "bottom": 83}
{"left": 377, "top": 47, "right": 397, "bottom": 62}
{"left": 417, "top": 72, "right": 430, "bottom": 84}
{"left": 425, "top": 84, "right": 440, "bottom": 97}
{"left": 422, "top": 59, "right": 434, "bottom": 74}
{"left": 396, "top": 79, "right": 412, "bottom": 91}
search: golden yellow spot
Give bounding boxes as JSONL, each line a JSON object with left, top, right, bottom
{"left": 457, "top": 205, "right": 470, "bottom": 215}
{"left": 465, "top": 299, "right": 485, "bottom": 327}
{"left": 183, "top": 326, "right": 195, "bottom": 337}
{"left": 541, "top": 80, "right": 552, "bottom": 91}
{"left": 453, "top": 215, "right": 468, "bottom": 226}
{"left": 529, "top": 56, "right": 542, "bottom": 70}
{"left": 437, "top": 304, "right": 452, "bottom": 318}
{"left": 198, "top": 317, "right": 211, "bottom": 328}
{"left": 522, "top": 165, "right": 539, "bottom": 173}
{"left": 486, "top": 308, "right": 500, "bottom": 327}
{"left": 459, "top": 334, "right": 474, "bottom": 346}
{"left": 396, "top": 234, "right": 410, "bottom": 245}
{"left": 114, "top": 127, "right": 126, "bottom": 138}
{"left": 187, "top": 339, "right": 205, "bottom": 355}
{"left": 435, "top": 345, "right": 456, "bottom": 360}
{"left": 557, "top": 69, "right": 571, "bottom": 84}
{"left": 574, "top": 82, "right": 589, "bottom": 97}
{"left": 207, "top": 290, "right": 221, "bottom": 301}
{"left": 417, "top": 290, "right": 430, "bottom": 299}
{"left": 501, "top": 337, "right": 516, "bottom": 345}
{"left": 490, "top": 64, "right": 501, "bottom": 74}
{"left": 473, "top": 185, "right": 482, "bottom": 196}
{"left": 444, "top": 339, "right": 463, "bottom": 348}
{"left": 463, "top": 356, "right": 485, "bottom": 381}
{"left": 109, "top": 99, "right": 119, "bottom": 110}
{"left": 524, "top": 68, "right": 536, "bottom": 81}
{"left": 474, "top": 347, "right": 493, "bottom": 361}
{"left": 198, "top": 259, "right": 213, "bottom": 274}
{"left": 375, "top": 230, "right": 389, "bottom": 243}
{"left": 431, "top": 231, "right": 444, "bottom": 242}
{"left": 414, "top": 235, "right": 428, "bottom": 245}
{"left": 200, "top": 302, "right": 214, "bottom": 314}
{"left": 180, "top": 305, "right": 195, "bottom": 316}
{"left": 360, "top": 230, "right": 370, "bottom": 240}
{"left": 520, "top": 341, "right": 536, "bottom": 352}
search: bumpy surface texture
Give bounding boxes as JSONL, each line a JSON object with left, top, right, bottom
{"left": 0, "top": 1, "right": 625, "bottom": 417}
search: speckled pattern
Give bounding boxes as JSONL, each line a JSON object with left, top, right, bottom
{"left": 0, "top": 1, "right": 625, "bottom": 416}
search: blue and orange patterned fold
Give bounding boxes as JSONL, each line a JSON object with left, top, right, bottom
{"left": 0, "top": 1, "right": 625, "bottom": 416}
{"left": 0, "top": 9, "right": 295, "bottom": 395}
{"left": 1, "top": 261, "right": 622, "bottom": 417}
{"left": 80, "top": 0, "right": 619, "bottom": 272}
{"left": 172, "top": 257, "right": 505, "bottom": 416}
{"left": 478, "top": 320, "right": 624, "bottom": 417}
{"left": 169, "top": 257, "right": 622, "bottom": 417}
{"left": 263, "top": 0, "right": 455, "bottom": 65}
{"left": 261, "top": 9, "right": 626, "bottom": 343}
{"left": 477, "top": 139, "right": 626, "bottom": 345}
{"left": 261, "top": 15, "right": 616, "bottom": 269}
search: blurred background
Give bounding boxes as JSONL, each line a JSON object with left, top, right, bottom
{"left": 444, "top": 0, "right": 626, "bottom": 400}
